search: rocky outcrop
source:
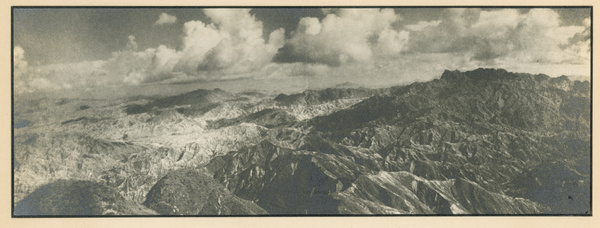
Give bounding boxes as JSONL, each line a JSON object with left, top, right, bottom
{"left": 143, "top": 168, "right": 267, "bottom": 215}
{"left": 334, "top": 171, "right": 547, "bottom": 214}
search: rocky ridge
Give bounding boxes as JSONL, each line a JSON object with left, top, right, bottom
{"left": 13, "top": 68, "right": 590, "bottom": 215}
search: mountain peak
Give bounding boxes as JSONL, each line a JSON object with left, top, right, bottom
{"left": 440, "top": 69, "right": 464, "bottom": 81}
{"left": 441, "top": 68, "right": 511, "bottom": 81}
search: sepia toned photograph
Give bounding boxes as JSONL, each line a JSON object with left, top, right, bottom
{"left": 11, "top": 6, "right": 591, "bottom": 217}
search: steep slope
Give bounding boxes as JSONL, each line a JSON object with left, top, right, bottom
{"left": 14, "top": 180, "right": 156, "bottom": 216}
{"left": 307, "top": 68, "right": 590, "bottom": 213}
{"left": 506, "top": 160, "right": 591, "bottom": 214}
{"left": 205, "top": 68, "right": 589, "bottom": 214}
{"left": 334, "top": 171, "right": 547, "bottom": 214}
{"left": 206, "top": 135, "right": 551, "bottom": 214}
{"left": 143, "top": 168, "right": 267, "bottom": 215}
{"left": 13, "top": 68, "right": 590, "bottom": 215}
{"left": 206, "top": 139, "right": 373, "bottom": 214}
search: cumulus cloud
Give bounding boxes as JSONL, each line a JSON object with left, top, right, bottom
{"left": 14, "top": 9, "right": 287, "bottom": 93}
{"left": 154, "top": 12, "right": 177, "bottom": 25}
{"left": 14, "top": 45, "right": 109, "bottom": 93}
{"left": 14, "top": 46, "right": 27, "bottom": 71}
{"left": 268, "top": 8, "right": 590, "bottom": 85}
{"left": 274, "top": 8, "right": 409, "bottom": 66}
{"left": 374, "top": 28, "right": 410, "bottom": 58}
{"left": 562, "top": 17, "right": 591, "bottom": 63}
{"left": 13, "top": 8, "right": 591, "bottom": 95}
{"left": 14, "top": 46, "right": 74, "bottom": 93}
{"left": 407, "top": 8, "right": 590, "bottom": 65}
{"left": 408, "top": 8, "right": 481, "bottom": 53}
{"left": 404, "top": 20, "right": 441, "bottom": 31}
{"left": 162, "top": 8, "right": 286, "bottom": 79}
{"left": 14, "top": 46, "right": 30, "bottom": 93}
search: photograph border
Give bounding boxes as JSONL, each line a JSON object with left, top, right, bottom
{"left": 3, "top": 1, "right": 598, "bottom": 227}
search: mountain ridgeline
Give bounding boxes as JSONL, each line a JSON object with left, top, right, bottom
{"left": 13, "top": 68, "right": 590, "bottom": 215}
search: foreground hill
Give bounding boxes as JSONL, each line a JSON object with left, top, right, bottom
{"left": 14, "top": 180, "right": 156, "bottom": 216}
{"left": 13, "top": 68, "right": 590, "bottom": 215}
{"left": 143, "top": 168, "right": 267, "bottom": 215}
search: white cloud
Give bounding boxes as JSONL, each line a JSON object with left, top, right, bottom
{"left": 298, "top": 17, "right": 321, "bottom": 35}
{"left": 268, "top": 8, "right": 590, "bottom": 87}
{"left": 14, "top": 46, "right": 73, "bottom": 93}
{"left": 171, "top": 9, "right": 285, "bottom": 78}
{"left": 147, "top": 45, "right": 180, "bottom": 82}
{"left": 275, "top": 8, "right": 408, "bottom": 66}
{"left": 14, "top": 46, "right": 27, "bottom": 71}
{"left": 407, "top": 8, "right": 590, "bottom": 66}
{"left": 507, "top": 9, "right": 589, "bottom": 64}
{"left": 374, "top": 28, "right": 410, "bottom": 58}
{"left": 13, "top": 8, "right": 591, "bottom": 95}
{"left": 404, "top": 20, "right": 441, "bottom": 31}
{"left": 105, "top": 48, "right": 155, "bottom": 85}
{"left": 154, "top": 12, "right": 177, "bottom": 26}
{"left": 14, "top": 46, "right": 30, "bottom": 93}
{"left": 14, "top": 9, "right": 287, "bottom": 93}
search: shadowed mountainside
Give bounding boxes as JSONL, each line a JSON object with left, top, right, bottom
{"left": 14, "top": 180, "right": 156, "bottom": 216}
{"left": 13, "top": 68, "right": 590, "bottom": 215}
{"left": 206, "top": 68, "right": 590, "bottom": 214}
{"left": 143, "top": 168, "right": 267, "bottom": 215}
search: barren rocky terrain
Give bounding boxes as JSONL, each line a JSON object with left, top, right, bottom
{"left": 13, "top": 68, "right": 590, "bottom": 215}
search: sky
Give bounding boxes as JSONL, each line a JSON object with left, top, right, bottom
{"left": 13, "top": 7, "right": 591, "bottom": 96}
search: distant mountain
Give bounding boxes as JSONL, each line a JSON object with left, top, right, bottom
{"left": 125, "top": 88, "right": 231, "bottom": 115}
{"left": 566, "top": 74, "right": 591, "bottom": 82}
{"left": 332, "top": 82, "right": 364, "bottom": 88}
{"left": 274, "top": 87, "right": 388, "bottom": 106}
{"left": 13, "top": 68, "right": 590, "bottom": 215}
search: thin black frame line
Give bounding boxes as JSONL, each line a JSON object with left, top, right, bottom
{"left": 589, "top": 5, "right": 593, "bottom": 217}
{"left": 8, "top": 213, "right": 597, "bottom": 218}
{"left": 9, "top": 5, "right": 594, "bottom": 218}
{"left": 10, "top": 5, "right": 15, "bottom": 218}
{"left": 9, "top": 5, "right": 594, "bottom": 9}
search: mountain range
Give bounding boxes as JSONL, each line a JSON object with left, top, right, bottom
{"left": 13, "top": 68, "right": 591, "bottom": 215}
